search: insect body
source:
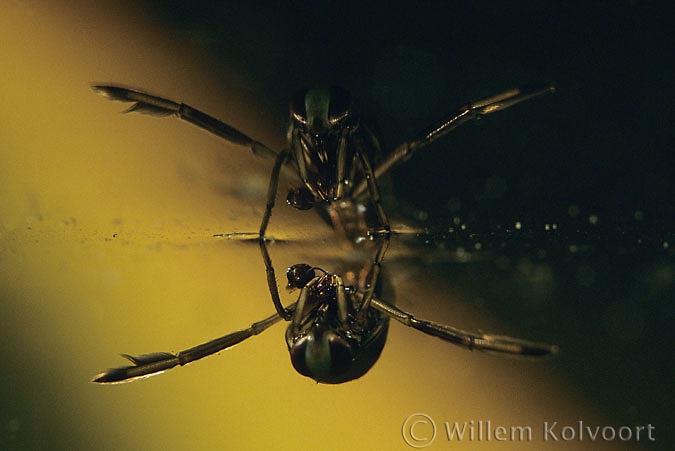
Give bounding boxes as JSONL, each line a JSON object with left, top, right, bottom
{"left": 92, "top": 83, "right": 557, "bottom": 383}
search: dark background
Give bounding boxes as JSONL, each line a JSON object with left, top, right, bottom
{"left": 140, "top": 1, "right": 673, "bottom": 233}
{"left": 133, "top": 0, "right": 672, "bottom": 446}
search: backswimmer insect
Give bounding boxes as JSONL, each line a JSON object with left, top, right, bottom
{"left": 92, "top": 83, "right": 557, "bottom": 384}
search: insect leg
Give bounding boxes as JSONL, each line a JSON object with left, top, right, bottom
{"left": 92, "top": 85, "right": 278, "bottom": 161}
{"left": 258, "top": 150, "right": 294, "bottom": 320}
{"left": 349, "top": 135, "right": 393, "bottom": 324}
{"left": 92, "top": 304, "right": 295, "bottom": 384}
{"left": 371, "top": 297, "right": 558, "bottom": 357}
{"left": 353, "top": 84, "right": 555, "bottom": 198}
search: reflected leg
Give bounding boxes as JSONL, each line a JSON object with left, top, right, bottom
{"left": 371, "top": 297, "right": 558, "bottom": 357}
{"left": 92, "top": 304, "right": 296, "bottom": 384}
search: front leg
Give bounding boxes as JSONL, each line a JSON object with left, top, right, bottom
{"left": 258, "top": 150, "right": 294, "bottom": 320}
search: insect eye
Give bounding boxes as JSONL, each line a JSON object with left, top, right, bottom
{"left": 290, "top": 88, "right": 309, "bottom": 124}
{"left": 290, "top": 329, "right": 353, "bottom": 382}
{"left": 286, "top": 187, "right": 314, "bottom": 210}
{"left": 327, "top": 86, "right": 352, "bottom": 124}
{"left": 290, "top": 87, "right": 351, "bottom": 129}
{"left": 286, "top": 263, "right": 315, "bottom": 289}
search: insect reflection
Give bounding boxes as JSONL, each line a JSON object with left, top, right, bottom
{"left": 92, "top": 83, "right": 557, "bottom": 383}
